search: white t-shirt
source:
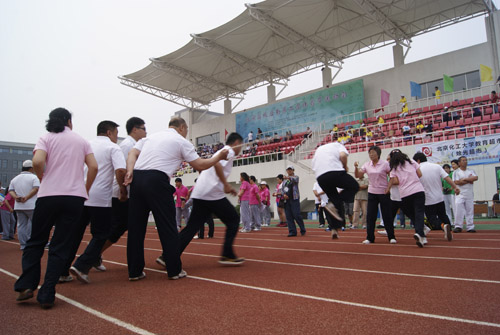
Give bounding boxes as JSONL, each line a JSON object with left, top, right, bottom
{"left": 9, "top": 172, "right": 40, "bottom": 210}
{"left": 312, "top": 182, "right": 328, "bottom": 205}
{"left": 453, "top": 168, "right": 477, "bottom": 200}
{"left": 191, "top": 145, "right": 235, "bottom": 201}
{"left": 134, "top": 129, "right": 199, "bottom": 177}
{"left": 419, "top": 162, "right": 449, "bottom": 205}
{"left": 248, "top": 132, "right": 253, "bottom": 141}
{"left": 85, "top": 136, "right": 126, "bottom": 207}
{"left": 312, "top": 142, "right": 349, "bottom": 179}
{"left": 112, "top": 135, "right": 136, "bottom": 198}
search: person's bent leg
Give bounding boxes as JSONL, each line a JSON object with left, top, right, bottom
{"left": 380, "top": 194, "right": 396, "bottom": 240}
{"left": 211, "top": 198, "right": 240, "bottom": 259}
{"left": 179, "top": 199, "right": 209, "bottom": 254}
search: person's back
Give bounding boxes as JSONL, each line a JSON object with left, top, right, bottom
{"left": 419, "top": 162, "right": 447, "bottom": 206}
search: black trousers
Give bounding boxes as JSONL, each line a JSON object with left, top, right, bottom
{"left": 425, "top": 201, "right": 451, "bottom": 230}
{"left": 366, "top": 193, "right": 395, "bottom": 242}
{"left": 317, "top": 171, "right": 359, "bottom": 230}
{"left": 14, "top": 196, "right": 85, "bottom": 304}
{"left": 400, "top": 191, "right": 426, "bottom": 237}
{"left": 180, "top": 198, "right": 239, "bottom": 259}
{"left": 198, "top": 216, "right": 215, "bottom": 238}
{"left": 128, "top": 170, "right": 181, "bottom": 277}
{"left": 67, "top": 206, "right": 113, "bottom": 274}
{"left": 316, "top": 203, "right": 325, "bottom": 226}
{"left": 107, "top": 197, "right": 129, "bottom": 243}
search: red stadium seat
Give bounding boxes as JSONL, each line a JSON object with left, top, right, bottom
{"left": 423, "top": 106, "right": 430, "bottom": 113}
{"left": 492, "top": 113, "right": 500, "bottom": 121}
{"left": 483, "top": 115, "right": 491, "bottom": 122}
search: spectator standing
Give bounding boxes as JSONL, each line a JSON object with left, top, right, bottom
{"left": 8, "top": 160, "right": 40, "bottom": 248}
{"left": 442, "top": 164, "right": 456, "bottom": 222}
{"left": 249, "top": 176, "right": 262, "bottom": 231}
{"left": 491, "top": 91, "right": 499, "bottom": 114}
{"left": 174, "top": 178, "right": 190, "bottom": 231}
{"left": 238, "top": 172, "right": 252, "bottom": 233}
{"left": 0, "top": 188, "right": 15, "bottom": 241}
{"left": 352, "top": 176, "right": 368, "bottom": 229}
{"left": 434, "top": 86, "right": 441, "bottom": 102}
{"left": 452, "top": 156, "right": 478, "bottom": 233}
{"left": 14, "top": 107, "right": 98, "bottom": 309}
{"left": 377, "top": 116, "right": 384, "bottom": 130}
{"left": 282, "top": 166, "right": 306, "bottom": 237}
{"left": 259, "top": 182, "right": 271, "bottom": 227}
{"left": 248, "top": 131, "right": 253, "bottom": 142}
{"left": 493, "top": 189, "right": 499, "bottom": 217}
{"left": 313, "top": 181, "right": 331, "bottom": 229}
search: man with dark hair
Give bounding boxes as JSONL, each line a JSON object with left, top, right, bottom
{"left": 159, "top": 132, "right": 245, "bottom": 267}
{"left": 282, "top": 166, "right": 307, "bottom": 237}
{"left": 452, "top": 156, "right": 478, "bottom": 233}
{"left": 96, "top": 117, "right": 146, "bottom": 271}
{"left": 8, "top": 160, "right": 40, "bottom": 250}
{"left": 124, "top": 117, "right": 229, "bottom": 280}
{"left": 67, "top": 120, "right": 127, "bottom": 284}
{"left": 413, "top": 152, "right": 460, "bottom": 241}
{"left": 174, "top": 177, "right": 189, "bottom": 230}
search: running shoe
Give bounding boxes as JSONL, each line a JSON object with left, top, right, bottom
{"left": 168, "top": 270, "right": 187, "bottom": 280}
{"left": 58, "top": 275, "right": 74, "bottom": 283}
{"left": 93, "top": 257, "right": 106, "bottom": 272}
{"left": 362, "top": 240, "right": 372, "bottom": 244}
{"left": 129, "top": 272, "right": 146, "bottom": 281}
{"left": 414, "top": 233, "right": 425, "bottom": 248}
{"left": 324, "top": 202, "right": 342, "bottom": 221}
{"left": 423, "top": 225, "right": 431, "bottom": 236}
{"left": 218, "top": 257, "right": 245, "bottom": 265}
{"left": 389, "top": 239, "right": 397, "bottom": 244}
{"left": 70, "top": 266, "right": 90, "bottom": 284}
{"left": 331, "top": 229, "right": 339, "bottom": 239}
{"left": 156, "top": 255, "right": 166, "bottom": 267}
{"left": 443, "top": 224, "right": 452, "bottom": 241}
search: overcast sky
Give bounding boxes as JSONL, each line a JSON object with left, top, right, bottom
{"left": 0, "top": 0, "right": 495, "bottom": 144}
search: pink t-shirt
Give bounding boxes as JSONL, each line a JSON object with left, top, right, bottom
{"left": 249, "top": 184, "right": 260, "bottom": 205}
{"left": 360, "top": 160, "right": 390, "bottom": 194}
{"left": 275, "top": 182, "right": 282, "bottom": 204}
{"left": 0, "top": 193, "right": 15, "bottom": 211}
{"left": 35, "top": 127, "right": 93, "bottom": 199}
{"left": 239, "top": 181, "right": 251, "bottom": 201}
{"left": 174, "top": 185, "right": 189, "bottom": 208}
{"left": 260, "top": 187, "right": 270, "bottom": 206}
{"left": 390, "top": 159, "right": 425, "bottom": 199}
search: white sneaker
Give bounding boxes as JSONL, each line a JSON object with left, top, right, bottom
{"left": 253, "top": 227, "right": 261, "bottom": 231}
{"left": 193, "top": 235, "right": 199, "bottom": 239}
{"left": 129, "top": 272, "right": 146, "bottom": 281}
{"left": 239, "top": 229, "right": 251, "bottom": 233}
{"left": 389, "top": 239, "right": 397, "bottom": 244}
{"left": 58, "top": 275, "right": 74, "bottom": 283}
{"left": 69, "top": 266, "right": 90, "bottom": 284}
{"left": 377, "top": 230, "right": 388, "bottom": 236}
{"left": 414, "top": 233, "right": 425, "bottom": 248}
{"left": 168, "top": 269, "right": 187, "bottom": 280}
{"left": 443, "top": 224, "right": 452, "bottom": 241}
{"left": 362, "top": 239, "right": 372, "bottom": 244}
{"left": 423, "top": 225, "right": 431, "bottom": 236}
{"left": 423, "top": 237, "right": 428, "bottom": 245}
{"left": 324, "top": 202, "right": 342, "bottom": 221}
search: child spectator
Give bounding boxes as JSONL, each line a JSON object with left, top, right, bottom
{"left": 416, "top": 120, "right": 424, "bottom": 134}
{"left": 492, "top": 91, "right": 498, "bottom": 114}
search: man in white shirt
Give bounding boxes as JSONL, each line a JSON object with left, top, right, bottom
{"left": 176, "top": 132, "right": 245, "bottom": 265}
{"left": 413, "top": 153, "right": 460, "bottom": 241}
{"left": 8, "top": 160, "right": 40, "bottom": 250}
{"left": 124, "top": 117, "right": 228, "bottom": 280}
{"left": 311, "top": 136, "right": 358, "bottom": 238}
{"left": 67, "top": 121, "right": 127, "bottom": 284}
{"left": 312, "top": 182, "right": 331, "bottom": 228}
{"left": 452, "top": 156, "right": 478, "bottom": 233}
{"left": 99, "top": 117, "right": 146, "bottom": 269}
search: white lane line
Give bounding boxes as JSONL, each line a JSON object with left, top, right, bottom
{"left": 0, "top": 268, "right": 156, "bottom": 335}
{"left": 107, "top": 244, "right": 500, "bottom": 284}
{"left": 97, "top": 259, "right": 500, "bottom": 329}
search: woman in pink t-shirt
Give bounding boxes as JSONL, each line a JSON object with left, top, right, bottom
{"left": 259, "top": 182, "right": 271, "bottom": 226}
{"left": 249, "top": 176, "right": 262, "bottom": 231}
{"left": 388, "top": 149, "right": 426, "bottom": 247}
{"left": 14, "top": 108, "right": 98, "bottom": 309}
{"left": 0, "top": 188, "right": 16, "bottom": 240}
{"left": 237, "top": 172, "right": 252, "bottom": 232}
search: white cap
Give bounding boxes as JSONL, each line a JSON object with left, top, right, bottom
{"left": 286, "top": 165, "right": 294, "bottom": 170}
{"left": 22, "top": 160, "right": 33, "bottom": 168}
{"left": 260, "top": 181, "right": 267, "bottom": 185}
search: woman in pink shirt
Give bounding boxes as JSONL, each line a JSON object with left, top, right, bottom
{"left": 272, "top": 174, "right": 287, "bottom": 227}
{"left": 249, "top": 176, "right": 262, "bottom": 231}
{"left": 0, "top": 188, "right": 16, "bottom": 240}
{"left": 388, "top": 149, "right": 426, "bottom": 247}
{"left": 259, "top": 182, "right": 271, "bottom": 227}
{"left": 354, "top": 145, "right": 397, "bottom": 244}
{"left": 14, "top": 108, "right": 98, "bottom": 309}
{"left": 237, "top": 172, "right": 252, "bottom": 232}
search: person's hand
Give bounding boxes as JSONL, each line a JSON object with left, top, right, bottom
{"left": 454, "top": 187, "right": 460, "bottom": 196}
{"left": 9, "top": 208, "right": 14, "bottom": 213}
{"left": 354, "top": 161, "right": 359, "bottom": 168}
{"left": 119, "top": 188, "right": 128, "bottom": 202}
{"left": 124, "top": 171, "right": 133, "bottom": 186}
{"left": 385, "top": 187, "right": 391, "bottom": 195}
{"left": 283, "top": 194, "right": 289, "bottom": 200}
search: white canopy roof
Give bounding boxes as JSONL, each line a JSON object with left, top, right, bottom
{"left": 120, "top": 0, "right": 493, "bottom": 108}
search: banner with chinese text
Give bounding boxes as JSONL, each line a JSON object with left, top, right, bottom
{"left": 416, "top": 134, "right": 500, "bottom": 166}
{"left": 235, "top": 79, "right": 364, "bottom": 137}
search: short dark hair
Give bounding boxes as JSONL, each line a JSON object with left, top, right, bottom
{"left": 442, "top": 164, "right": 451, "bottom": 169}
{"left": 413, "top": 152, "right": 427, "bottom": 163}
{"left": 458, "top": 156, "right": 467, "bottom": 162}
{"left": 169, "top": 117, "right": 186, "bottom": 128}
{"left": 126, "top": 117, "right": 145, "bottom": 134}
{"left": 46, "top": 107, "right": 72, "bottom": 133}
{"left": 175, "top": 178, "right": 182, "bottom": 183}
{"left": 21, "top": 167, "right": 31, "bottom": 172}
{"left": 250, "top": 175, "right": 256, "bottom": 182}
{"left": 226, "top": 132, "right": 243, "bottom": 145}
{"left": 277, "top": 174, "right": 283, "bottom": 181}
{"left": 435, "top": 86, "right": 439, "bottom": 89}
{"left": 492, "top": 91, "right": 497, "bottom": 94}
{"left": 451, "top": 159, "right": 459, "bottom": 165}
{"left": 97, "top": 121, "right": 119, "bottom": 135}
{"left": 368, "top": 145, "right": 381, "bottom": 158}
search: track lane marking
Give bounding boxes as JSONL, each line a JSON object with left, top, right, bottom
{"left": 0, "top": 268, "right": 156, "bottom": 335}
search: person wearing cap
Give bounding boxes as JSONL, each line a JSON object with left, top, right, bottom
{"left": 259, "top": 181, "right": 271, "bottom": 227}
{"left": 282, "top": 165, "right": 306, "bottom": 237}
{"left": 8, "top": 160, "right": 40, "bottom": 249}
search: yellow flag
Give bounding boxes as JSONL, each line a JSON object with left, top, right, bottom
{"left": 480, "top": 64, "right": 493, "bottom": 82}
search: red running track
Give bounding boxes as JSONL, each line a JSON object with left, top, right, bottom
{"left": 1, "top": 225, "right": 500, "bottom": 334}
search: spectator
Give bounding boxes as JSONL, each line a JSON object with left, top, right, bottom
{"left": 493, "top": 189, "right": 499, "bottom": 217}
{"left": 442, "top": 106, "right": 450, "bottom": 122}
{"left": 0, "top": 187, "right": 15, "bottom": 241}
{"left": 491, "top": 91, "right": 498, "bottom": 114}
{"left": 416, "top": 120, "right": 424, "bottom": 134}
{"left": 402, "top": 123, "right": 411, "bottom": 136}
{"left": 272, "top": 132, "right": 280, "bottom": 143}
{"left": 352, "top": 176, "right": 369, "bottom": 229}
{"left": 442, "top": 164, "right": 456, "bottom": 222}
{"left": 272, "top": 174, "right": 287, "bottom": 227}
{"left": 399, "top": 104, "right": 409, "bottom": 118}
{"left": 257, "top": 128, "right": 263, "bottom": 139}
{"left": 434, "top": 86, "right": 441, "bottom": 102}
{"left": 449, "top": 106, "right": 460, "bottom": 121}
{"left": 365, "top": 129, "right": 373, "bottom": 141}
{"left": 248, "top": 131, "right": 253, "bottom": 142}
{"left": 377, "top": 116, "right": 384, "bottom": 129}
{"left": 472, "top": 103, "right": 482, "bottom": 117}
{"left": 452, "top": 156, "right": 478, "bottom": 233}
{"left": 282, "top": 166, "right": 306, "bottom": 237}
{"left": 304, "top": 127, "right": 312, "bottom": 138}
{"left": 332, "top": 124, "right": 339, "bottom": 133}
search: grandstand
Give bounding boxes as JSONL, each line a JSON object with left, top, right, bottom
{"left": 120, "top": 0, "right": 500, "bottom": 217}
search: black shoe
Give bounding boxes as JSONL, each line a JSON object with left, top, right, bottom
{"left": 16, "top": 289, "right": 34, "bottom": 301}
{"left": 453, "top": 227, "right": 463, "bottom": 233}
{"left": 287, "top": 233, "right": 297, "bottom": 237}
{"left": 376, "top": 225, "right": 384, "bottom": 229}
{"left": 466, "top": 229, "right": 476, "bottom": 233}
{"left": 39, "top": 302, "right": 54, "bottom": 309}
{"left": 300, "top": 231, "right": 306, "bottom": 236}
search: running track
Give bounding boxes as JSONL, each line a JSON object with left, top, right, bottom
{"left": 1, "top": 224, "right": 500, "bottom": 334}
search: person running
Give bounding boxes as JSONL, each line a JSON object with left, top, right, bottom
{"left": 238, "top": 172, "right": 252, "bottom": 233}
{"left": 249, "top": 176, "right": 262, "bottom": 231}
{"left": 272, "top": 174, "right": 287, "bottom": 227}
{"left": 259, "top": 181, "right": 271, "bottom": 227}
{"left": 354, "top": 146, "right": 397, "bottom": 244}
{"left": 66, "top": 121, "right": 127, "bottom": 284}
{"left": 14, "top": 108, "right": 98, "bottom": 309}
{"left": 413, "top": 152, "right": 460, "bottom": 242}
{"left": 174, "top": 132, "right": 244, "bottom": 265}
{"left": 124, "top": 117, "right": 228, "bottom": 281}
{"left": 388, "top": 150, "right": 426, "bottom": 247}
{"left": 312, "top": 138, "right": 358, "bottom": 239}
